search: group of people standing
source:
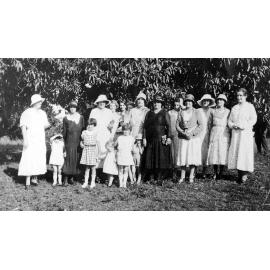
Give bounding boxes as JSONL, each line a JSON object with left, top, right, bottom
{"left": 18, "top": 87, "right": 259, "bottom": 190}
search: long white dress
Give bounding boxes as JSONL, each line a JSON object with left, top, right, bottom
{"left": 129, "top": 107, "right": 149, "bottom": 138}
{"left": 197, "top": 107, "right": 213, "bottom": 166}
{"left": 90, "top": 107, "right": 114, "bottom": 168}
{"left": 168, "top": 109, "right": 180, "bottom": 167}
{"left": 18, "top": 108, "right": 49, "bottom": 176}
{"left": 227, "top": 102, "right": 257, "bottom": 172}
{"left": 207, "top": 108, "right": 230, "bottom": 165}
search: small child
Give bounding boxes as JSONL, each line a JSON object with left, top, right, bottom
{"left": 103, "top": 140, "right": 118, "bottom": 187}
{"left": 80, "top": 118, "right": 99, "bottom": 189}
{"left": 132, "top": 134, "right": 144, "bottom": 185}
{"left": 49, "top": 134, "right": 65, "bottom": 186}
{"left": 115, "top": 123, "right": 135, "bottom": 188}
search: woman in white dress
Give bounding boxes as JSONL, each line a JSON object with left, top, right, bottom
{"left": 176, "top": 94, "right": 203, "bottom": 183}
{"left": 207, "top": 94, "right": 230, "bottom": 180}
{"left": 228, "top": 88, "right": 257, "bottom": 183}
{"left": 197, "top": 94, "right": 215, "bottom": 178}
{"left": 18, "top": 94, "right": 50, "bottom": 189}
{"left": 90, "top": 95, "right": 114, "bottom": 168}
{"left": 168, "top": 97, "right": 185, "bottom": 178}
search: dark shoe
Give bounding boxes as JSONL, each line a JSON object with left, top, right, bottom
{"left": 63, "top": 176, "right": 69, "bottom": 187}
{"left": 31, "top": 179, "right": 38, "bottom": 186}
{"left": 69, "top": 177, "right": 74, "bottom": 185}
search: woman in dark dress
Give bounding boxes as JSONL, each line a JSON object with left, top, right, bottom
{"left": 62, "top": 101, "right": 85, "bottom": 185}
{"left": 142, "top": 95, "right": 172, "bottom": 183}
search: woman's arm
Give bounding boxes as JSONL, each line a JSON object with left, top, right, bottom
{"left": 21, "top": 126, "right": 28, "bottom": 148}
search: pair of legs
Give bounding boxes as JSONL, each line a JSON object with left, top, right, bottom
{"left": 202, "top": 165, "right": 209, "bottom": 179}
{"left": 52, "top": 165, "right": 63, "bottom": 186}
{"left": 213, "top": 165, "right": 225, "bottom": 180}
{"left": 179, "top": 165, "right": 196, "bottom": 183}
{"left": 82, "top": 165, "right": 96, "bottom": 188}
{"left": 255, "top": 128, "right": 269, "bottom": 154}
{"left": 131, "top": 165, "right": 142, "bottom": 185}
{"left": 118, "top": 165, "right": 129, "bottom": 188}
{"left": 128, "top": 166, "right": 134, "bottom": 184}
{"left": 25, "top": 175, "right": 38, "bottom": 188}
{"left": 108, "top": 174, "right": 115, "bottom": 187}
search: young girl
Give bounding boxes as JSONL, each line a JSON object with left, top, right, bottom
{"left": 80, "top": 118, "right": 99, "bottom": 189}
{"left": 115, "top": 123, "right": 135, "bottom": 188}
{"left": 49, "top": 134, "right": 65, "bottom": 186}
{"left": 132, "top": 134, "right": 144, "bottom": 185}
{"left": 103, "top": 140, "right": 118, "bottom": 187}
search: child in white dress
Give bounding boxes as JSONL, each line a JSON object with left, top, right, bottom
{"left": 49, "top": 134, "right": 65, "bottom": 186}
{"left": 132, "top": 134, "right": 144, "bottom": 185}
{"left": 80, "top": 118, "right": 99, "bottom": 189}
{"left": 115, "top": 123, "right": 135, "bottom": 188}
{"left": 103, "top": 140, "right": 118, "bottom": 187}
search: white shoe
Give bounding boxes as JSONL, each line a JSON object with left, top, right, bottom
{"left": 82, "top": 182, "right": 88, "bottom": 189}
{"left": 178, "top": 178, "right": 185, "bottom": 184}
{"left": 189, "top": 178, "right": 194, "bottom": 183}
{"left": 90, "top": 183, "right": 96, "bottom": 189}
{"left": 52, "top": 182, "right": 57, "bottom": 187}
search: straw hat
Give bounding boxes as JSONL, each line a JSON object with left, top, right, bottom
{"left": 184, "top": 94, "right": 195, "bottom": 104}
{"left": 50, "top": 134, "right": 63, "bottom": 141}
{"left": 30, "top": 94, "right": 45, "bottom": 106}
{"left": 216, "top": 94, "right": 227, "bottom": 102}
{"left": 94, "top": 94, "right": 110, "bottom": 105}
{"left": 197, "top": 94, "right": 216, "bottom": 107}
{"left": 135, "top": 92, "right": 147, "bottom": 102}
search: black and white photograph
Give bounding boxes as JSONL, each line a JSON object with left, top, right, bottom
{"left": 1, "top": 1, "right": 270, "bottom": 270}
{"left": 0, "top": 58, "right": 269, "bottom": 211}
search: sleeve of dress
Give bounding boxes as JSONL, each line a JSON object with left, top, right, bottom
{"left": 63, "top": 117, "right": 67, "bottom": 141}
{"left": 175, "top": 112, "right": 186, "bottom": 136}
{"left": 228, "top": 107, "right": 235, "bottom": 129}
{"left": 43, "top": 111, "right": 50, "bottom": 128}
{"left": 192, "top": 110, "right": 203, "bottom": 137}
{"left": 243, "top": 103, "right": 257, "bottom": 129}
{"left": 19, "top": 110, "right": 28, "bottom": 128}
{"left": 165, "top": 111, "right": 172, "bottom": 138}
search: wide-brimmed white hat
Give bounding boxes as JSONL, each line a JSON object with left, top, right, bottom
{"left": 197, "top": 94, "right": 216, "bottom": 107}
{"left": 216, "top": 94, "right": 227, "bottom": 102}
{"left": 50, "top": 134, "right": 63, "bottom": 141}
{"left": 30, "top": 94, "right": 45, "bottom": 106}
{"left": 94, "top": 94, "right": 110, "bottom": 105}
{"left": 135, "top": 92, "right": 147, "bottom": 102}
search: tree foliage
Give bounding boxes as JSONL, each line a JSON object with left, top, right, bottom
{"left": 0, "top": 58, "right": 270, "bottom": 137}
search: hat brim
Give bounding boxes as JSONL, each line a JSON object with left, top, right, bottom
{"left": 30, "top": 98, "right": 45, "bottom": 107}
{"left": 197, "top": 99, "right": 216, "bottom": 107}
{"left": 94, "top": 100, "right": 110, "bottom": 105}
{"left": 50, "top": 134, "right": 63, "bottom": 140}
{"left": 217, "top": 98, "right": 227, "bottom": 103}
{"left": 184, "top": 99, "right": 195, "bottom": 104}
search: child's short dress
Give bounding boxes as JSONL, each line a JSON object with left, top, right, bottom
{"left": 49, "top": 140, "right": 65, "bottom": 166}
{"left": 80, "top": 130, "right": 99, "bottom": 166}
{"left": 116, "top": 135, "right": 135, "bottom": 166}
{"left": 103, "top": 150, "right": 118, "bottom": 175}
{"left": 132, "top": 144, "right": 143, "bottom": 167}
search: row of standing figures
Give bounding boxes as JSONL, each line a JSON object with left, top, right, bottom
{"left": 18, "top": 88, "right": 258, "bottom": 190}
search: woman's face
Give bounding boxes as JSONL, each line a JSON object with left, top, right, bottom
{"left": 217, "top": 99, "right": 225, "bottom": 108}
{"left": 98, "top": 101, "right": 106, "bottom": 109}
{"left": 237, "top": 91, "right": 247, "bottom": 104}
{"left": 154, "top": 101, "right": 162, "bottom": 110}
{"left": 33, "top": 101, "right": 42, "bottom": 110}
{"left": 69, "top": 107, "right": 77, "bottom": 114}
{"left": 137, "top": 98, "right": 145, "bottom": 108}
{"left": 185, "top": 100, "right": 193, "bottom": 109}
{"left": 174, "top": 101, "right": 181, "bottom": 111}
{"left": 202, "top": 99, "right": 210, "bottom": 108}
{"left": 119, "top": 102, "right": 126, "bottom": 112}
{"left": 110, "top": 103, "right": 117, "bottom": 112}
{"left": 127, "top": 104, "right": 134, "bottom": 111}
{"left": 123, "top": 129, "right": 130, "bottom": 136}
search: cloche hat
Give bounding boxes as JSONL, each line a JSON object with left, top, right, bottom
{"left": 69, "top": 100, "right": 78, "bottom": 108}
{"left": 135, "top": 92, "right": 147, "bottom": 102}
{"left": 216, "top": 94, "right": 227, "bottom": 102}
{"left": 184, "top": 94, "right": 195, "bottom": 104}
{"left": 30, "top": 94, "right": 45, "bottom": 106}
{"left": 197, "top": 94, "right": 216, "bottom": 107}
{"left": 94, "top": 94, "right": 110, "bottom": 105}
{"left": 153, "top": 95, "right": 164, "bottom": 105}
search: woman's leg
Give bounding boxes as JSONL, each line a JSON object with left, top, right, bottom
{"left": 189, "top": 166, "right": 196, "bottom": 183}
{"left": 108, "top": 174, "right": 114, "bottom": 187}
{"left": 213, "top": 165, "right": 218, "bottom": 180}
{"left": 123, "top": 166, "right": 129, "bottom": 188}
{"left": 52, "top": 165, "right": 57, "bottom": 186}
{"left": 90, "top": 166, "right": 96, "bottom": 188}
{"left": 118, "top": 166, "right": 123, "bottom": 187}
{"left": 58, "top": 166, "right": 63, "bottom": 185}
{"left": 179, "top": 166, "right": 186, "bottom": 183}
{"left": 202, "top": 166, "right": 207, "bottom": 179}
{"left": 82, "top": 166, "right": 90, "bottom": 188}
{"left": 25, "top": 176, "right": 31, "bottom": 188}
{"left": 219, "top": 165, "right": 224, "bottom": 179}
{"left": 137, "top": 167, "right": 142, "bottom": 185}
{"left": 131, "top": 165, "right": 136, "bottom": 184}
{"left": 128, "top": 166, "right": 134, "bottom": 184}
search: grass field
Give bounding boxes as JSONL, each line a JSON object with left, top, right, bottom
{"left": 0, "top": 138, "right": 269, "bottom": 211}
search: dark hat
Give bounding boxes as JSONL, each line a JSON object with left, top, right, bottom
{"left": 153, "top": 95, "right": 164, "bottom": 104}
{"left": 69, "top": 101, "right": 78, "bottom": 108}
{"left": 184, "top": 94, "right": 195, "bottom": 104}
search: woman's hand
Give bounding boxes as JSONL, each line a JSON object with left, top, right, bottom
{"left": 23, "top": 138, "right": 29, "bottom": 148}
{"left": 143, "top": 138, "right": 147, "bottom": 147}
{"left": 63, "top": 152, "right": 67, "bottom": 158}
{"left": 166, "top": 138, "right": 172, "bottom": 145}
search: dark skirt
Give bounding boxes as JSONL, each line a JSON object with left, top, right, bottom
{"left": 63, "top": 146, "right": 81, "bottom": 175}
{"left": 142, "top": 139, "right": 172, "bottom": 170}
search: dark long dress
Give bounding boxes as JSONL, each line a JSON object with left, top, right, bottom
{"left": 62, "top": 115, "right": 85, "bottom": 175}
{"left": 142, "top": 109, "right": 172, "bottom": 170}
